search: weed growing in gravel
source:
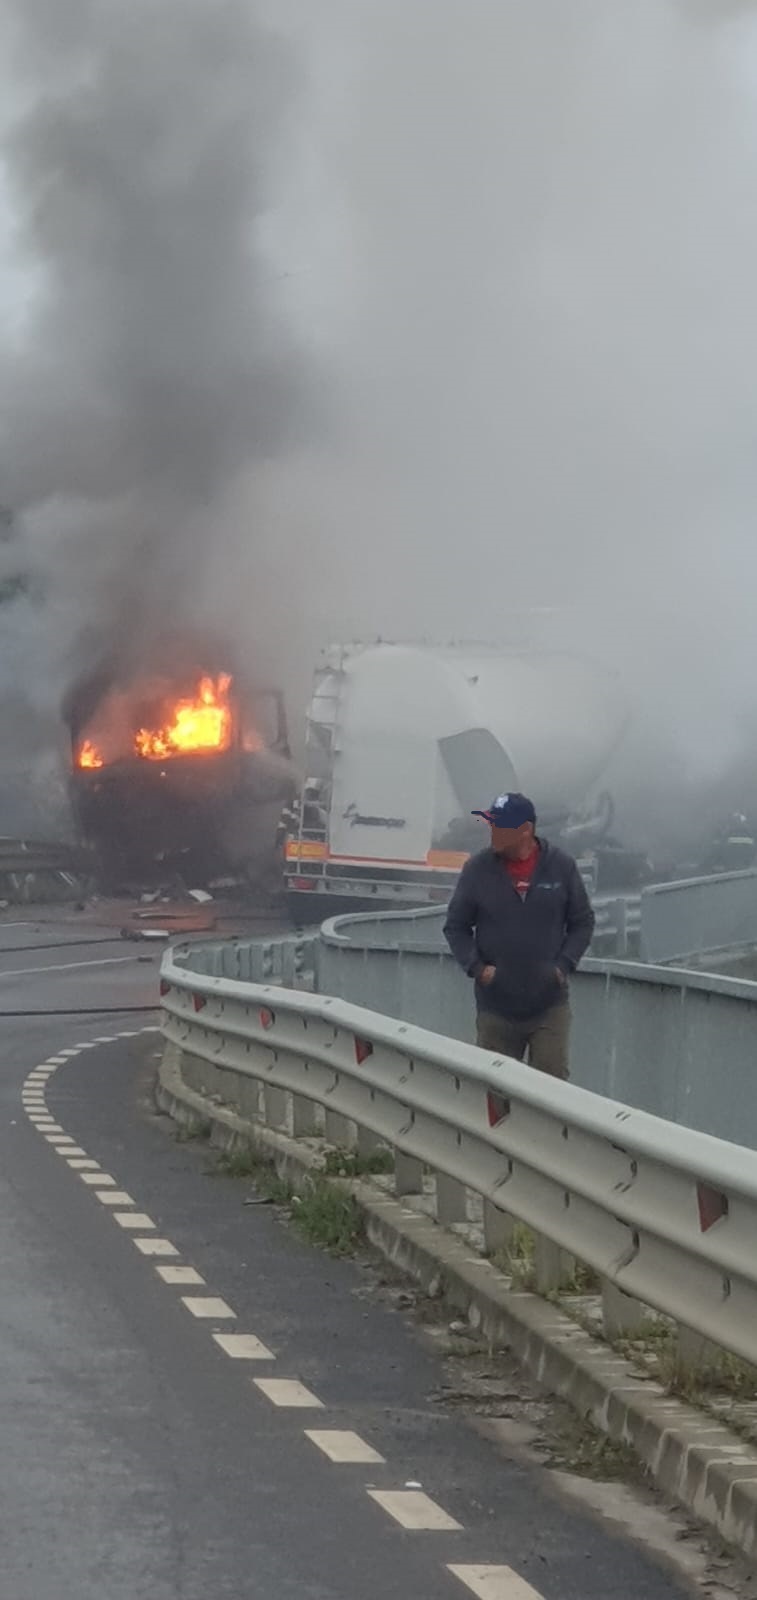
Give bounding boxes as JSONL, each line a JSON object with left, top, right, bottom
{"left": 211, "top": 1147, "right": 292, "bottom": 1205}
{"left": 210, "top": 1148, "right": 364, "bottom": 1253}
{"left": 492, "top": 1223, "right": 536, "bottom": 1290}
{"left": 291, "top": 1177, "right": 365, "bottom": 1255}
{"left": 615, "top": 1319, "right": 757, "bottom": 1405}
{"left": 213, "top": 1146, "right": 261, "bottom": 1179}
{"left": 542, "top": 1410, "right": 646, "bottom": 1482}
{"left": 175, "top": 1118, "right": 212, "bottom": 1143}
{"left": 322, "top": 1147, "right": 394, "bottom": 1179}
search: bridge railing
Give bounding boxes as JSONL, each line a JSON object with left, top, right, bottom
{"left": 640, "top": 868, "right": 757, "bottom": 964}
{"left": 160, "top": 942, "right": 757, "bottom": 1369}
{"left": 172, "top": 932, "right": 317, "bottom": 987}
{"left": 316, "top": 907, "right": 757, "bottom": 1148}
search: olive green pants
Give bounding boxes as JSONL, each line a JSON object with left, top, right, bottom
{"left": 476, "top": 1002, "right": 571, "bottom": 1081}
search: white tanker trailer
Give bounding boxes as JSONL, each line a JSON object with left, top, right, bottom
{"left": 285, "top": 642, "right": 629, "bottom": 914}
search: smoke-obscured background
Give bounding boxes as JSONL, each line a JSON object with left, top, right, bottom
{"left": 0, "top": 0, "right": 756, "bottom": 853}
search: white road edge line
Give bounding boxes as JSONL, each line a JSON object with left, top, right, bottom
{"left": 2, "top": 957, "right": 139, "bottom": 979}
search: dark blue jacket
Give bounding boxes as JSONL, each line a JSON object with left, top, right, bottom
{"left": 443, "top": 840, "right": 595, "bottom": 1020}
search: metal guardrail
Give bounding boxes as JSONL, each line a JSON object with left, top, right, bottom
{"left": 161, "top": 944, "right": 757, "bottom": 1367}
{"left": 316, "top": 908, "right": 757, "bottom": 1147}
{"left": 592, "top": 894, "right": 640, "bottom": 955}
{"left": 173, "top": 933, "right": 317, "bottom": 987}
{"left": 0, "top": 837, "right": 89, "bottom": 871}
{"left": 640, "top": 869, "right": 757, "bottom": 964}
{"left": 0, "top": 837, "right": 91, "bottom": 904}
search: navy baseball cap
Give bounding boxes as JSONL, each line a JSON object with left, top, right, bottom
{"left": 472, "top": 793, "right": 536, "bottom": 829}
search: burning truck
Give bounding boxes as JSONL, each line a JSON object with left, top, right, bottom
{"left": 66, "top": 642, "right": 296, "bottom": 893}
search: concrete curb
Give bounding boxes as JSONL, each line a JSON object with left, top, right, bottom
{"left": 157, "top": 1044, "right": 757, "bottom": 1561}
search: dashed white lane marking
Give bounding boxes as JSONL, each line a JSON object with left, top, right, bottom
{"left": 253, "top": 1378, "right": 324, "bottom": 1409}
{"left": 157, "top": 1265, "right": 205, "bottom": 1285}
{"left": 448, "top": 1567, "right": 545, "bottom": 1599}
{"left": 305, "top": 1430, "right": 385, "bottom": 1465}
{"left": 21, "top": 1032, "right": 494, "bottom": 1567}
{"left": 213, "top": 1333, "right": 274, "bottom": 1360}
{"left": 181, "top": 1296, "right": 236, "bottom": 1320}
{"left": 368, "top": 1490, "right": 462, "bottom": 1532}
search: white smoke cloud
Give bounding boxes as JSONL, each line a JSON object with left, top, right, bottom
{"left": 2, "top": 0, "right": 757, "bottom": 844}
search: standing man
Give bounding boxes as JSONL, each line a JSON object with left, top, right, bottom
{"left": 443, "top": 793, "right": 594, "bottom": 1080}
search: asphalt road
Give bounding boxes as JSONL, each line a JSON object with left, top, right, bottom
{"left": 0, "top": 907, "right": 711, "bottom": 1599}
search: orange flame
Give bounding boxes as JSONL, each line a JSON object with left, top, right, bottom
{"left": 79, "top": 740, "right": 104, "bottom": 770}
{"left": 135, "top": 673, "right": 233, "bottom": 761}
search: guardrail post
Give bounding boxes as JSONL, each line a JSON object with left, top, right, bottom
{"left": 251, "top": 944, "right": 270, "bottom": 983}
{"left": 263, "top": 1085, "right": 288, "bottom": 1131}
{"left": 612, "top": 898, "right": 628, "bottom": 958}
{"left": 394, "top": 1151, "right": 424, "bottom": 1197}
{"left": 324, "top": 1109, "right": 355, "bottom": 1149}
{"left": 601, "top": 1279, "right": 647, "bottom": 1339}
{"left": 435, "top": 1172, "right": 468, "bottom": 1225}
{"left": 534, "top": 1235, "right": 576, "bottom": 1295}
{"left": 291, "top": 1093, "right": 317, "bottom": 1137}
{"left": 356, "top": 1125, "right": 382, "bottom": 1158}
{"left": 483, "top": 1198, "right": 515, "bottom": 1254}
{"left": 677, "top": 1324, "right": 722, "bottom": 1377}
{"left": 281, "top": 943, "right": 297, "bottom": 987}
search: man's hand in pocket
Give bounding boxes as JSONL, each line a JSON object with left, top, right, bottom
{"left": 479, "top": 965, "right": 496, "bottom": 987}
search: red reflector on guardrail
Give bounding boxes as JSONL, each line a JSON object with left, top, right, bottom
{"left": 354, "top": 1038, "right": 373, "bottom": 1065}
{"left": 159, "top": 979, "right": 170, "bottom": 997}
{"left": 697, "top": 1182, "right": 729, "bottom": 1232}
{"left": 259, "top": 1007, "right": 275, "bottom": 1030}
{"left": 193, "top": 994, "right": 207, "bottom": 1013}
{"left": 487, "top": 1092, "right": 511, "bottom": 1127}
